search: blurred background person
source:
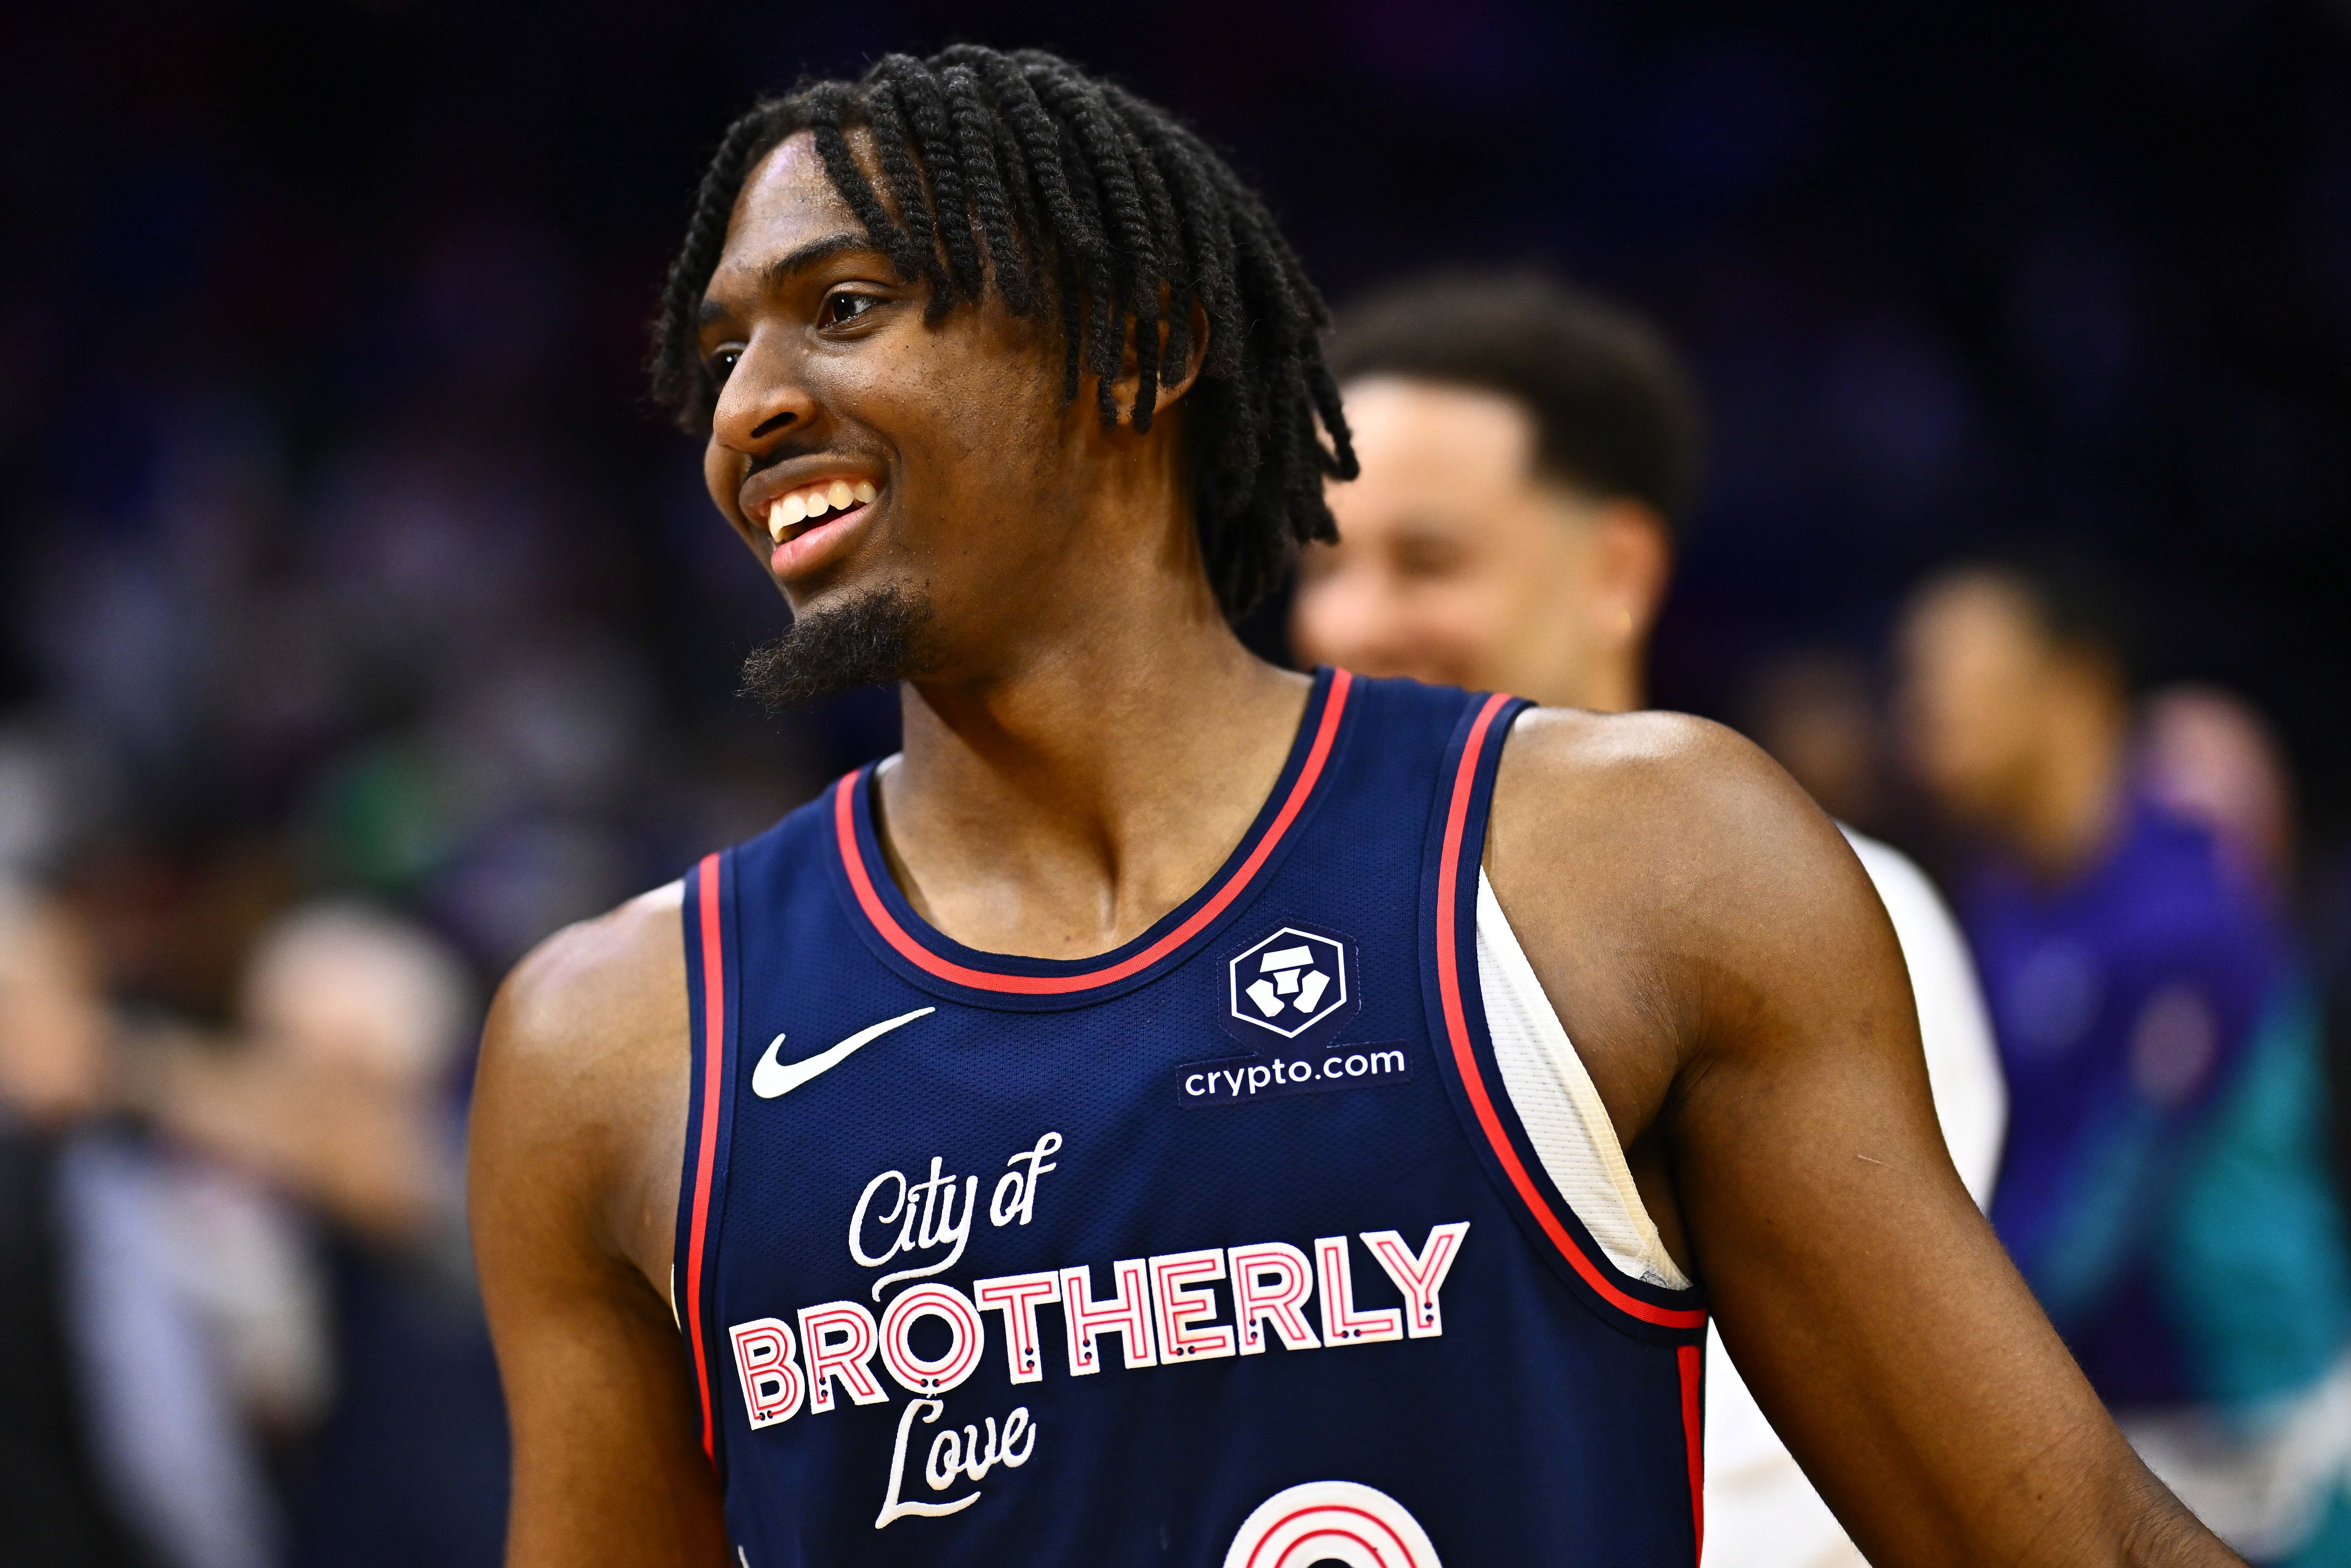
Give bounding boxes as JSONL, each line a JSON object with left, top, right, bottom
{"left": 2, "top": 879, "right": 150, "bottom": 1568}
{"left": 1896, "top": 558, "right": 2351, "bottom": 1564}
{"left": 2139, "top": 685, "right": 2299, "bottom": 905}
{"left": 1291, "top": 268, "right": 2004, "bottom": 1568}
{"left": 6, "top": 723, "right": 503, "bottom": 1566}
{"left": 2135, "top": 686, "right": 2351, "bottom": 1335}
{"left": 130, "top": 900, "right": 507, "bottom": 1568}
{"left": 1, "top": 878, "right": 281, "bottom": 1568}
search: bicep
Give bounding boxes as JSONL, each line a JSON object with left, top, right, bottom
{"left": 481, "top": 1241, "right": 728, "bottom": 1568}
{"left": 1669, "top": 792, "right": 2189, "bottom": 1564}
{"left": 470, "top": 961, "right": 729, "bottom": 1568}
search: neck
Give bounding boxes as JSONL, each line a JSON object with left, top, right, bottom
{"left": 1543, "top": 645, "right": 1645, "bottom": 715}
{"left": 875, "top": 565, "right": 1309, "bottom": 960}
{"left": 2010, "top": 696, "right": 2129, "bottom": 881}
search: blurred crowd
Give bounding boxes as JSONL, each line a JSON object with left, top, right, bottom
{"left": 1293, "top": 267, "right": 2351, "bottom": 1567}
{"left": 1776, "top": 570, "right": 2351, "bottom": 1565}
{"left": 6, "top": 2, "right": 2351, "bottom": 1565}
{"left": 0, "top": 100, "right": 867, "bottom": 1568}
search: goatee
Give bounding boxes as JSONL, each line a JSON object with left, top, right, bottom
{"left": 738, "top": 585, "right": 937, "bottom": 711}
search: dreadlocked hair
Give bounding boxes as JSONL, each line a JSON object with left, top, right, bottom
{"left": 647, "top": 46, "right": 1356, "bottom": 621}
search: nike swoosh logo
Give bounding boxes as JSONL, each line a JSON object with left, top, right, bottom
{"left": 751, "top": 1007, "right": 935, "bottom": 1099}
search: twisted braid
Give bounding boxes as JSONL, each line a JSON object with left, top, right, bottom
{"left": 1049, "top": 115, "right": 1125, "bottom": 424}
{"left": 852, "top": 72, "right": 952, "bottom": 315}
{"left": 939, "top": 63, "right": 1027, "bottom": 311}
{"left": 1020, "top": 59, "right": 1164, "bottom": 430}
{"left": 1101, "top": 84, "right": 1191, "bottom": 390}
{"left": 647, "top": 45, "right": 1353, "bottom": 620}
{"left": 874, "top": 56, "right": 984, "bottom": 309}
{"left": 799, "top": 83, "right": 931, "bottom": 295}
{"left": 646, "top": 106, "right": 788, "bottom": 414}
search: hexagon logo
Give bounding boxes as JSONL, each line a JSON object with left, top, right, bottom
{"left": 1224, "top": 925, "right": 1355, "bottom": 1042}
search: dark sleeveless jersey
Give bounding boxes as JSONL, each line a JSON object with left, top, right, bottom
{"left": 674, "top": 670, "right": 1709, "bottom": 1567}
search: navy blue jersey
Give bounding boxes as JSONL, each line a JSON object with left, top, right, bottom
{"left": 675, "top": 670, "right": 1709, "bottom": 1567}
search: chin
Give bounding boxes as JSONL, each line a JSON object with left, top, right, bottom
{"left": 1311, "top": 651, "right": 1462, "bottom": 689}
{"left": 740, "top": 582, "right": 938, "bottom": 712}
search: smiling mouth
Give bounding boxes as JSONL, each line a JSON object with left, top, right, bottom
{"left": 763, "top": 477, "right": 880, "bottom": 546}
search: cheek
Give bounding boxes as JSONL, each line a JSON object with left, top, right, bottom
{"left": 1416, "top": 569, "right": 1520, "bottom": 658}
{"left": 1308, "top": 570, "right": 1504, "bottom": 686}
{"left": 880, "top": 340, "right": 1064, "bottom": 537}
{"left": 703, "top": 438, "right": 743, "bottom": 518}
{"left": 910, "top": 306, "right": 1058, "bottom": 435}
{"left": 1289, "top": 572, "right": 1371, "bottom": 662}
{"left": 1920, "top": 664, "right": 2018, "bottom": 780}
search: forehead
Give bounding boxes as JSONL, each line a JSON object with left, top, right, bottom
{"left": 707, "top": 131, "right": 866, "bottom": 294}
{"left": 1909, "top": 574, "right": 2044, "bottom": 655}
{"left": 1340, "top": 377, "right": 1539, "bottom": 495}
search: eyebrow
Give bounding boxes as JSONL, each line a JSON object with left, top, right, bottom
{"left": 697, "top": 232, "right": 877, "bottom": 326}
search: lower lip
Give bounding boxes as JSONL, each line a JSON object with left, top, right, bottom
{"left": 767, "top": 501, "right": 874, "bottom": 579}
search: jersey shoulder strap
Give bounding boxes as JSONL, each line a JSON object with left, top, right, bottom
{"left": 1417, "top": 696, "right": 1708, "bottom": 1340}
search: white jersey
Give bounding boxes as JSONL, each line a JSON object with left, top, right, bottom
{"left": 1700, "top": 828, "right": 2005, "bottom": 1567}
{"left": 1469, "top": 828, "right": 2006, "bottom": 1567}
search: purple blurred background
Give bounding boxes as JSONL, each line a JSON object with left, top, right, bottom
{"left": 7, "top": 1, "right": 2350, "bottom": 945}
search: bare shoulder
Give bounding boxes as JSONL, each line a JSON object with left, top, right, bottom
{"left": 1488, "top": 707, "right": 1854, "bottom": 893}
{"left": 490, "top": 880, "right": 686, "bottom": 1080}
{"left": 1483, "top": 707, "right": 1901, "bottom": 1097}
{"left": 470, "top": 881, "right": 730, "bottom": 1563}
{"left": 471, "top": 880, "right": 690, "bottom": 1297}
{"left": 1487, "top": 706, "right": 1886, "bottom": 947}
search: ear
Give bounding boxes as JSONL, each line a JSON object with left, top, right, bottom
{"left": 1108, "top": 296, "right": 1213, "bottom": 428}
{"left": 1589, "top": 501, "right": 1674, "bottom": 650}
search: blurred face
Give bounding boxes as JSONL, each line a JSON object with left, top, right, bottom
{"left": 1894, "top": 573, "right": 2054, "bottom": 824}
{"left": 1293, "top": 377, "right": 1655, "bottom": 708}
{"left": 0, "top": 895, "right": 108, "bottom": 1125}
{"left": 2139, "top": 687, "right": 2293, "bottom": 889}
{"left": 243, "top": 926, "right": 460, "bottom": 1087}
{"left": 694, "top": 131, "right": 1126, "bottom": 690}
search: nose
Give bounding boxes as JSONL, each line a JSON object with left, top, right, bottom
{"left": 711, "top": 327, "right": 821, "bottom": 454}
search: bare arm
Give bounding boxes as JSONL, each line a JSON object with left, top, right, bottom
{"left": 1487, "top": 710, "right": 2233, "bottom": 1568}
{"left": 467, "top": 883, "right": 731, "bottom": 1568}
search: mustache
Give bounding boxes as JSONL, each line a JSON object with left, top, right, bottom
{"left": 744, "top": 435, "right": 873, "bottom": 481}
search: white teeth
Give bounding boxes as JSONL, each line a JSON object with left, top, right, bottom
{"left": 768, "top": 481, "right": 877, "bottom": 540}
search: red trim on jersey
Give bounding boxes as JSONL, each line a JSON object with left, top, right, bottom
{"left": 834, "top": 669, "right": 1353, "bottom": 994}
{"left": 685, "top": 854, "right": 726, "bottom": 1462}
{"left": 1435, "top": 694, "right": 1709, "bottom": 1332}
{"left": 1678, "top": 1342, "right": 1705, "bottom": 1559}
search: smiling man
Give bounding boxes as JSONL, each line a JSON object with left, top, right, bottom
{"left": 467, "top": 47, "right": 2237, "bottom": 1568}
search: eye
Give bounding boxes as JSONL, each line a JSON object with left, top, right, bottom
{"left": 821, "top": 290, "right": 878, "bottom": 328}
{"left": 707, "top": 347, "right": 742, "bottom": 385}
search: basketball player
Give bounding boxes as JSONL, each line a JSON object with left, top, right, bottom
{"left": 1897, "top": 562, "right": 2351, "bottom": 1560}
{"left": 1288, "top": 270, "right": 2006, "bottom": 1568}
{"left": 467, "top": 48, "right": 2235, "bottom": 1568}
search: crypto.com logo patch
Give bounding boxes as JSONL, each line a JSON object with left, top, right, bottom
{"left": 1221, "top": 925, "right": 1360, "bottom": 1049}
